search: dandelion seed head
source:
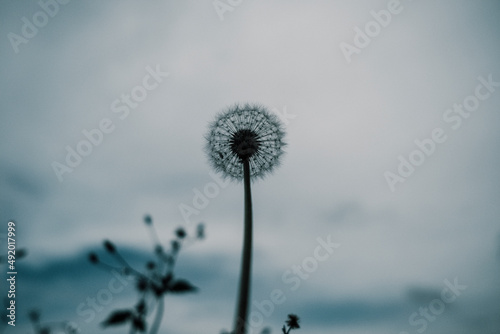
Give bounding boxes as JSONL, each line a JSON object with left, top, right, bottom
{"left": 205, "top": 103, "right": 286, "bottom": 181}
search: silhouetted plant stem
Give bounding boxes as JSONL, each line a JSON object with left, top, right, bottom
{"left": 91, "top": 221, "right": 202, "bottom": 334}
{"left": 206, "top": 105, "right": 285, "bottom": 334}
{"left": 234, "top": 159, "right": 253, "bottom": 334}
{"left": 149, "top": 296, "right": 165, "bottom": 334}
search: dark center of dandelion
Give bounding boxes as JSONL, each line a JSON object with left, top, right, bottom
{"left": 230, "top": 129, "right": 260, "bottom": 161}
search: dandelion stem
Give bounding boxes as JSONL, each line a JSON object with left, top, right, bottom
{"left": 149, "top": 296, "right": 165, "bottom": 334}
{"left": 234, "top": 159, "right": 253, "bottom": 334}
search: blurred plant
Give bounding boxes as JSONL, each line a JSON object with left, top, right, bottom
{"left": 89, "top": 215, "right": 204, "bottom": 334}
{"left": 281, "top": 314, "right": 300, "bottom": 334}
{"left": 206, "top": 103, "right": 286, "bottom": 334}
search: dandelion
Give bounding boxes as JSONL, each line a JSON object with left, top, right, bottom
{"left": 206, "top": 103, "right": 286, "bottom": 334}
{"left": 206, "top": 103, "right": 286, "bottom": 181}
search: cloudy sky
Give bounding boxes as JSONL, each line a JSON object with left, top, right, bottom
{"left": 1, "top": 1, "right": 500, "bottom": 333}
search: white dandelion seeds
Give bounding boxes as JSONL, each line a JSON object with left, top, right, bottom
{"left": 205, "top": 103, "right": 286, "bottom": 181}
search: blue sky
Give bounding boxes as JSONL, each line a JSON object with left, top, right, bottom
{"left": 1, "top": 1, "right": 500, "bottom": 333}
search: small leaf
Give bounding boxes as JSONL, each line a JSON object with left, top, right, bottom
{"left": 136, "top": 277, "right": 148, "bottom": 292}
{"left": 103, "top": 240, "right": 116, "bottom": 253}
{"left": 151, "top": 283, "right": 164, "bottom": 297}
{"left": 168, "top": 279, "right": 197, "bottom": 293}
{"left": 171, "top": 240, "right": 180, "bottom": 252}
{"left": 161, "top": 273, "right": 173, "bottom": 289}
{"left": 136, "top": 299, "right": 146, "bottom": 315}
{"left": 88, "top": 252, "right": 99, "bottom": 264}
{"left": 101, "top": 310, "right": 133, "bottom": 327}
{"left": 133, "top": 317, "right": 146, "bottom": 332}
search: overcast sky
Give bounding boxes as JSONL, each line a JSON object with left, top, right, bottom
{"left": 1, "top": 1, "right": 500, "bottom": 333}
